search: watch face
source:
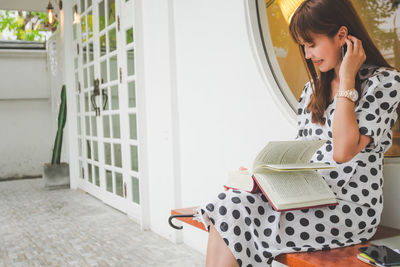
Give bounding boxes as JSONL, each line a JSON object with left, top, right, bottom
{"left": 350, "top": 90, "right": 359, "bottom": 101}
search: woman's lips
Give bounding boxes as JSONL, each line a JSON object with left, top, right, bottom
{"left": 314, "top": 59, "right": 323, "bottom": 66}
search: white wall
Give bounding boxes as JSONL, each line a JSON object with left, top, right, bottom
{"left": 0, "top": 50, "right": 52, "bottom": 178}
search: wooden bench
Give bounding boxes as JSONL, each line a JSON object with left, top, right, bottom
{"left": 170, "top": 207, "right": 400, "bottom": 267}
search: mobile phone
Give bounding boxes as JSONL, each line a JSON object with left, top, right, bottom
{"left": 359, "top": 245, "right": 400, "bottom": 266}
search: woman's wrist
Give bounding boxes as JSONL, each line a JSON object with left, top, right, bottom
{"left": 339, "top": 77, "right": 355, "bottom": 90}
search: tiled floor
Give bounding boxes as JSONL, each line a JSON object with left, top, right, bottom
{"left": 0, "top": 179, "right": 205, "bottom": 267}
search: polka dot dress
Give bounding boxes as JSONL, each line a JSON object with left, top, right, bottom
{"left": 200, "top": 64, "right": 400, "bottom": 266}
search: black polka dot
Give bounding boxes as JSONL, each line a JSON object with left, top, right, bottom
{"left": 246, "top": 248, "right": 251, "bottom": 257}
{"left": 330, "top": 171, "right": 339, "bottom": 179}
{"left": 355, "top": 207, "right": 363, "bottom": 216}
{"left": 300, "top": 218, "right": 309, "bottom": 226}
{"left": 219, "top": 206, "right": 227, "bottom": 215}
{"left": 349, "top": 182, "right": 358, "bottom": 188}
{"left": 285, "top": 227, "right": 295, "bottom": 235}
{"left": 231, "top": 197, "right": 241, "bottom": 204}
{"left": 245, "top": 217, "right": 251, "bottom": 226}
{"left": 359, "top": 221, "right": 366, "bottom": 229}
{"left": 264, "top": 228, "right": 272, "bottom": 237}
{"left": 345, "top": 232, "right": 353, "bottom": 238}
{"left": 343, "top": 166, "right": 353, "bottom": 173}
{"left": 234, "top": 242, "right": 242, "bottom": 252}
{"left": 276, "top": 235, "right": 281, "bottom": 244}
{"left": 362, "top": 189, "right": 369, "bottom": 196}
{"left": 254, "top": 254, "right": 262, "bottom": 263}
{"left": 316, "top": 129, "right": 323, "bottom": 135}
{"left": 263, "top": 251, "right": 272, "bottom": 258}
{"left": 245, "top": 207, "right": 251, "bottom": 215}
{"left": 247, "top": 196, "right": 255, "bottom": 203}
{"left": 300, "top": 232, "right": 310, "bottom": 240}
{"left": 254, "top": 218, "right": 261, "bottom": 227}
{"left": 351, "top": 194, "right": 360, "bottom": 202}
{"left": 331, "top": 228, "right": 339, "bottom": 236}
{"left": 220, "top": 222, "right": 228, "bottom": 232}
{"left": 245, "top": 231, "right": 252, "bottom": 241}
{"left": 315, "top": 210, "right": 324, "bottom": 218}
{"left": 223, "top": 238, "right": 229, "bottom": 246}
{"left": 206, "top": 204, "right": 214, "bottom": 212}
{"left": 232, "top": 210, "right": 240, "bottom": 219}
{"left": 285, "top": 212, "right": 294, "bottom": 221}
{"left": 234, "top": 226, "right": 241, "bottom": 236}
{"left": 371, "top": 183, "right": 379, "bottom": 190}
{"left": 370, "top": 168, "right": 378, "bottom": 176}
{"left": 268, "top": 215, "right": 276, "bottom": 223}
{"left": 316, "top": 236, "right": 325, "bottom": 244}
{"left": 330, "top": 215, "right": 339, "bottom": 223}
{"left": 345, "top": 219, "right": 353, "bottom": 227}
{"left": 360, "top": 175, "right": 368, "bottom": 183}
{"left": 258, "top": 206, "right": 265, "bottom": 215}
{"left": 342, "top": 205, "right": 351, "bottom": 213}
{"left": 315, "top": 223, "right": 325, "bottom": 232}
{"left": 218, "top": 193, "right": 226, "bottom": 199}
{"left": 262, "top": 241, "right": 269, "bottom": 248}
{"left": 337, "top": 180, "right": 346, "bottom": 187}
{"left": 286, "top": 241, "right": 296, "bottom": 247}
{"left": 367, "top": 208, "right": 376, "bottom": 217}
{"left": 368, "top": 155, "right": 376, "bottom": 162}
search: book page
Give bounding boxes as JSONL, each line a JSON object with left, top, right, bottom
{"left": 259, "top": 163, "right": 335, "bottom": 171}
{"left": 252, "top": 140, "right": 327, "bottom": 170}
{"left": 254, "top": 169, "right": 335, "bottom": 205}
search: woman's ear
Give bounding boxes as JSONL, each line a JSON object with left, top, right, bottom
{"left": 338, "top": 26, "right": 348, "bottom": 44}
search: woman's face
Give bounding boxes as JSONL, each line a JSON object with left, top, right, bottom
{"left": 300, "top": 32, "right": 342, "bottom": 73}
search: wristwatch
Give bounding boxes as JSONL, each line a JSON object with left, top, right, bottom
{"left": 336, "top": 88, "right": 359, "bottom": 102}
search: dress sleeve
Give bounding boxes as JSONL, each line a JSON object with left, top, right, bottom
{"left": 295, "top": 82, "right": 311, "bottom": 141}
{"left": 355, "top": 68, "right": 400, "bottom": 151}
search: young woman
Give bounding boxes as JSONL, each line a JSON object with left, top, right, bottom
{"left": 200, "top": 0, "right": 400, "bottom": 266}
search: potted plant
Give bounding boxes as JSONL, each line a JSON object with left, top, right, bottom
{"left": 43, "top": 85, "right": 69, "bottom": 188}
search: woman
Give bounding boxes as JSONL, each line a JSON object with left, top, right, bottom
{"left": 200, "top": 0, "right": 400, "bottom": 266}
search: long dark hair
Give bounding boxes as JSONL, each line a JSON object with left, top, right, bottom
{"left": 289, "top": 0, "right": 393, "bottom": 125}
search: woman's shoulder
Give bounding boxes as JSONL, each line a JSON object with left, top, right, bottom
{"left": 358, "top": 64, "right": 400, "bottom": 84}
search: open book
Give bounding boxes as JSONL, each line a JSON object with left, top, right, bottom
{"left": 225, "top": 140, "right": 338, "bottom": 212}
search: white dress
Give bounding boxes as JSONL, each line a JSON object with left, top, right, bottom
{"left": 200, "top": 64, "right": 400, "bottom": 266}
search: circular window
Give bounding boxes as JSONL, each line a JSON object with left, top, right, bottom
{"left": 261, "top": 0, "right": 400, "bottom": 157}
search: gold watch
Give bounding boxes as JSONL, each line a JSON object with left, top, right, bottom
{"left": 336, "top": 88, "right": 358, "bottom": 102}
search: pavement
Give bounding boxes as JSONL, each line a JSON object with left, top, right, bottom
{"left": 0, "top": 179, "right": 205, "bottom": 267}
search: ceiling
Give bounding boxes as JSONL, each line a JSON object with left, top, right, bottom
{"left": 1, "top": 0, "right": 49, "bottom": 12}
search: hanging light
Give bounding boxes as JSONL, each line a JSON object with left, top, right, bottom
{"left": 47, "top": 0, "right": 55, "bottom": 25}
{"left": 73, "top": 5, "right": 80, "bottom": 24}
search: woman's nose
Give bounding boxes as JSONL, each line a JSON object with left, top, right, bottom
{"left": 304, "top": 47, "right": 311, "bottom": 59}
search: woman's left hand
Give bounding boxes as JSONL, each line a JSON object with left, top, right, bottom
{"left": 339, "top": 35, "right": 367, "bottom": 83}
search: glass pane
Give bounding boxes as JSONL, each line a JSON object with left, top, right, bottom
{"left": 109, "top": 28, "right": 117, "bottom": 52}
{"left": 109, "top": 56, "right": 118, "bottom": 81}
{"left": 80, "top": 0, "right": 85, "bottom": 13}
{"left": 106, "top": 170, "right": 113, "bottom": 192}
{"left": 84, "top": 92, "right": 89, "bottom": 112}
{"left": 103, "top": 115, "right": 110, "bottom": 137}
{"left": 85, "top": 116, "right": 90, "bottom": 136}
{"left": 115, "top": 172, "right": 123, "bottom": 197}
{"left": 108, "top": 0, "right": 115, "bottom": 25}
{"left": 112, "top": 114, "right": 120, "bottom": 138}
{"left": 79, "top": 161, "right": 83, "bottom": 179}
{"left": 88, "top": 11, "right": 93, "bottom": 39}
{"left": 126, "top": 27, "right": 134, "bottom": 44}
{"left": 73, "top": 19, "right": 77, "bottom": 40}
{"left": 77, "top": 116, "right": 81, "bottom": 135}
{"left": 76, "top": 93, "right": 80, "bottom": 112}
{"left": 128, "top": 81, "right": 136, "bottom": 108}
{"left": 114, "top": 143, "right": 122, "bottom": 168}
{"left": 74, "top": 58, "right": 78, "bottom": 70}
{"left": 91, "top": 116, "right": 97, "bottom": 136}
{"left": 93, "top": 140, "right": 98, "bottom": 161}
{"left": 101, "top": 60, "right": 108, "bottom": 83}
{"left": 111, "top": 85, "right": 119, "bottom": 110}
{"left": 83, "top": 45, "right": 87, "bottom": 64}
{"left": 100, "top": 34, "right": 106, "bottom": 57}
{"left": 86, "top": 140, "right": 92, "bottom": 159}
{"left": 87, "top": 0, "right": 92, "bottom": 8}
{"left": 75, "top": 72, "right": 79, "bottom": 93}
{"left": 83, "top": 68, "right": 88, "bottom": 88}
{"left": 94, "top": 166, "right": 100, "bottom": 186}
{"left": 81, "top": 16, "right": 86, "bottom": 42}
{"left": 99, "top": 1, "right": 105, "bottom": 31}
{"left": 131, "top": 176, "right": 140, "bottom": 204}
{"left": 104, "top": 143, "right": 112, "bottom": 165}
{"left": 78, "top": 138, "right": 82, "bottom": 156}
{"left": 130, "top": 145, "right": 139, "bottom": 171}
{"left": 88, "top": 163, "right": 93, "bottom": 183}
{"left": 127, "top": 49, "right": 134, "bottom": 76}
{"left": 129, "top": 113, "right": 137, "bottom": 140}
{"left": 88, "top": 42, "right": 94, "bottom": 62}
{"left": 89, "top": 65, "right": 94, "bottom": 87}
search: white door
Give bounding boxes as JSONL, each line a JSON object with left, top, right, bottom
{"left": 72, "top": 0, "right": 143, "bottom": 223}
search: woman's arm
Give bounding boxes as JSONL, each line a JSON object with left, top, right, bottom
{"left": 332, "top": 78, "right": 371, "bottom": 163}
